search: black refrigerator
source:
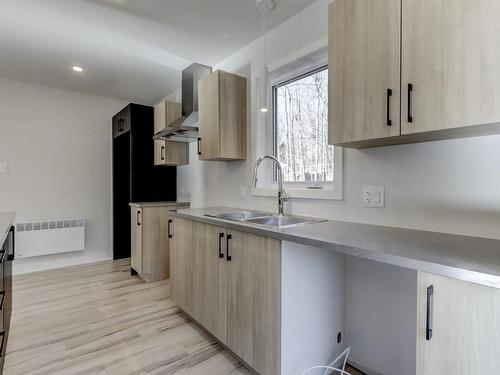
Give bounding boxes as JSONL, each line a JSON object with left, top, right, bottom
{"left": 112, "top": 103, "right": 177, "bottom": 260}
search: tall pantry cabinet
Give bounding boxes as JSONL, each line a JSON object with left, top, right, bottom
{"left": 112, "top": 104, "right": 177, "bottom": 260}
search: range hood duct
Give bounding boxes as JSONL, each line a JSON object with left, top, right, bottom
{"left": 153, "top": 63, "right": 212, "bottom": 142}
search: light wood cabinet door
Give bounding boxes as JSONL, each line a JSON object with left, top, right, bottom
{"left": 401, "top": 0, "right": 500, "bottom": 135}
{"left": 198, "top": 70, "right": 246, "bottom": 161}
{"left": 170, "top": 218, "right": 194, "bottom": 314}
{"left": 154, "top": 140, "right": 189, "bottom": 166}
{"left": 141, "top": 207, "right": 171, "bottom": 283}
{"left": 328, "top": 0, "right": 401, "bottom": 146}
{"left": 198, "top": 71, "right": 220, "bottom": 160}
{"left": 417, "top": 272, "right": 500, "bottom": 374}
{"left": 191, "top": 222, "right": 227, "bottom": 342}
{"left": 153, "top": 141, "right": 165, "bottom": 166}
{"left": 219, "top": 71, "right": 246, "bottom": 160}
{"left": 130, "top": 207, "right": 142, "bottom": 275}
{"left": 154, "top": 100, "right": 182, "bottom": 133}
{"left": 226, "top": 229, "right": 281, "bottom": 375}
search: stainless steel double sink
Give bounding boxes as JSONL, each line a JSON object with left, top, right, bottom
{"left": 205, "top": 210, "right": 326, "bottom": 228}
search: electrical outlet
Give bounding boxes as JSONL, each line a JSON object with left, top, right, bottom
{"left": 362, "top": 186, "right": 384, "bottom": 208}
{"left": 0, "top": 162, "right": 8, "bottom": 174}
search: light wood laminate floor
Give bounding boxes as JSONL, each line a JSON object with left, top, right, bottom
{"left": 4, "top": 259, "right": 362, "bottom": 375}
{"left": 4, "top": 259, "right": 251, "bottom": 375}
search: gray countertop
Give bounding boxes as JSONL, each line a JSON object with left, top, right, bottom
{"left": 171, "top": 207, "right": 500, "bottom": 289}
{"left": 129, "top": 201, "right": 190, "bottom": 208}
{"left": 0, "top": 212, "right": 16, "bottom": 246}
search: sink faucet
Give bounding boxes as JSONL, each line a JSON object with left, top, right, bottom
{"left": 252, "top": 155, "right": 288, "bottom": 216}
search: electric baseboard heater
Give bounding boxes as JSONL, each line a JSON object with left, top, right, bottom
{"left": 15, "top": 219, "right": 85, "bottom": 258}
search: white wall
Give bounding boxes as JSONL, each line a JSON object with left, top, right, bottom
{"left": 0, "top": 77, "right": 126, "bottom": 274}
{"left": 177, "top": 0, "right": 500, "bottom": 240}
{"left": 345, "top": 256, "right": 417, "bottom": 375}
{"left": 281, "top": 241, "right": 345, "bottom": 375}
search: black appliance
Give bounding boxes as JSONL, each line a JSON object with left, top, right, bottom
{"left": 112, "top": 104, "right": 176, "bottom": 260}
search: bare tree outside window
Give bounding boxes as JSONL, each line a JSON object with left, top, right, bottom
{"left": 274, "top": 66, "right": 334, "bottom": 183}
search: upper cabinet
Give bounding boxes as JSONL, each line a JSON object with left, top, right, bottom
{"left": 329, "top": 0, "right": 500, "bottom": 148}
{"left": 112, "top": 105, "right": 131, "bottom": 138}
{"left": 401, "top": 0, "right": 500, "bottom": 136}
{"left": 153, "top": 100, "right": 189, "bottom": 166}
{"left": 329, "top": 0, "right": 401, "bottom": 145}
{"left": 153, "top": 140, "right": 189, "bottom": 166}
{"left": 198, "top": 70, "right": 247, "bottom": 161}
{"left": 154, "top": 100, "right": 181, "bottom": 134}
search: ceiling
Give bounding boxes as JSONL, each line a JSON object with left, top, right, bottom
{"left": 0, "top": 0, "right": 317, "bottom": 104}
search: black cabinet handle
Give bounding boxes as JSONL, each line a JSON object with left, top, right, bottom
{"left": 118, "top": 118, "right": 124, "bottom": 132}
{"left": 136, "top": 211, "right": 141, "bottom": 226}
{"left": 386, "top": 89, "right": 392, "bottom": 126}
{"left": 167, "top": 219, "right": 173, "bottom": 239}
{"left": 218, "top": 232, "right": 225, "bottom": 259}
{"left": 226, "top": 234, "right": 232, "bottom": 261}
{"left": 0, "top": 331, "right": 5, "bottom": 357}
{"left": 426, "top": 285, "right": 433, "bottom": 340}
{"left": 0, "top": 250, "right": 5, "bottom": 263}
{"left": 0, "top": 291, "right": 5, "bottom": 310}
{"left": 161, "top": 145, "right": 165, "bottom": 161}
{"left": 197, "top": 137, "right": 201, "bottom": 156}
{"left": 8, "top": 225, "right": 14, "bottom": 261}
{"left": 407, "top": 83, "right": 413, "bottom": 123}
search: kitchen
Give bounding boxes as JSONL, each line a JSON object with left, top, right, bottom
{"left": 1, "top": 0, "right": 500, "bottom": 374}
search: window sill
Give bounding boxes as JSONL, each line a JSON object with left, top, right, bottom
{"left": 252, "top": 186, "right": 343, "bottom": 201}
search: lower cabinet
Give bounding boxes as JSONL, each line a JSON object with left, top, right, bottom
{"left": 172, "top": 224, "right": 500, "bottom": 374}
{"left": 130, "top": 207, "right": 143, "bottom": 276}
{"left": 169, "top": 217, "right": 192, "bottom": 313}
{"left": 192, "top": 221, "right": 227, "bottom": 341}
{"left": 130, "top": 206, "right": 174, "bottom": 283}
{"left": 416, "top": 272, "right": 500, "bottom": 374}
{"left": 346, "top": 259, "right": 500, "bottom": 375}
{"left": 225, "top": 229, "right": 281, "bottom": 375}
{"left": 0, "top": 226, "right": 14, "bottom": 373}
{"left": 171, "top": 218, "right": 281, "bottom": 375}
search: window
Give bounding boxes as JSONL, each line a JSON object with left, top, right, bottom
{"left": 272, "top": 66, "right": 334, "bottom": 185}
{"left": 252, "top": 46, "right": 342, "bottom": 200}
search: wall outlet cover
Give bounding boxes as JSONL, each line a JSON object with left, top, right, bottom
{"left": 362, "top": 186, "right": 385, "bottom": 208}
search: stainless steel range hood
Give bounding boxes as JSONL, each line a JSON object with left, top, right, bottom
{"left": 153, "top": 63, "right": 212, "bottom": 142}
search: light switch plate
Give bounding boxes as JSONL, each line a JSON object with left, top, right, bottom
{"left": 362, "top": 186, "right": 385, "bottom": 208}
{"left": 0, "top": 162, "right": 8, "bottom": 174}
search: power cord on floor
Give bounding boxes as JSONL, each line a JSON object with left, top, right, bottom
{"left": 300, "top": 347, "right": 352, "bottom": 375}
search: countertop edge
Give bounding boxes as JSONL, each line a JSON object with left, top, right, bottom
{"left": 129, "top": 201, "right": 190, "bottom": 208}
{"left": 0, "top": 212, "right": 16, "bottom": 247}
{"left": 170, "top": 209, "right": 500, "bottom": 289}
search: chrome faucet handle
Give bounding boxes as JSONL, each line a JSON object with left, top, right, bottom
{"left": 280, "top": 188, "right": 289, "bottom": 201}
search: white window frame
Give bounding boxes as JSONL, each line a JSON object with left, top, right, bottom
{"left": 252, "top": 45, "right": 343, "bottom": 201}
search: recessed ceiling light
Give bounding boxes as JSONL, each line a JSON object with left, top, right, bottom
{"left": 72, "top": 66, "right": 83, "bottom": 72}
